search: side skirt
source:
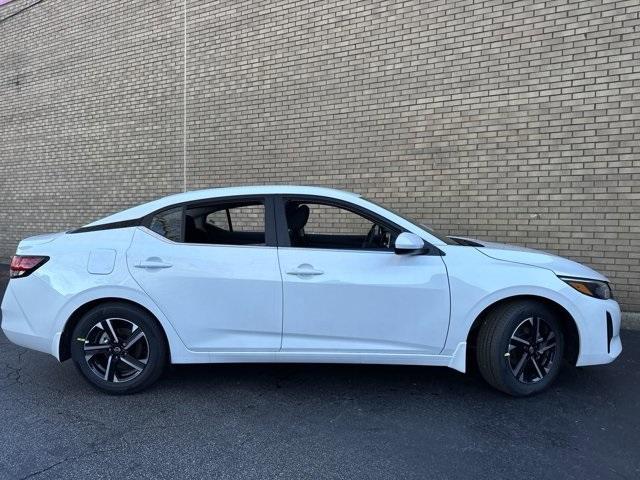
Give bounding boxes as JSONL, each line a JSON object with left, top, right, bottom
{"left": 168, "top": 342, "right": 468, "bottom": 373}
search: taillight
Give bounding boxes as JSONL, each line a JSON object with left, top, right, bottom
{"left": 9, "top": 255, "right": 49, "bottom": 279}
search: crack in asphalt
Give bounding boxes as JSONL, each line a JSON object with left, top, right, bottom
{"left": 0, "top": 346, "right": 27, "bottom": 391}
{"left": 17, "top": 443, "right": 122, "bottom": 480}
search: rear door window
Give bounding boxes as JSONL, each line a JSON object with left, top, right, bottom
{"left": 186, "top": 201, "right": 266, "bottom": 245}
{"left": 149, "top": 207, "right": 182, "bottom": 242}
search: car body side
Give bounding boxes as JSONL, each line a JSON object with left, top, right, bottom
{"left": 1, "top": 187, "right": 622, "bottom": 373}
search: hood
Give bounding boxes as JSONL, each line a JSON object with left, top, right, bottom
{"left": 448, "top": 236, "right": 608, "bottom": 282}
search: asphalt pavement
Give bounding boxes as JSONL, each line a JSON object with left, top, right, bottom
{"left": 0, "top": 271, "right": 639, "bottom": 479}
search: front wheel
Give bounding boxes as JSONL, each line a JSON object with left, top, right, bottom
{"left": 70, "top": 302, "right": 167, "bottom": 394}
{"left": 476, "top": 300, "right": 564, "bottom": 396}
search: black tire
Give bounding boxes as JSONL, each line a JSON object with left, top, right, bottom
{"left": 70, "top": 302, "right": 168, "bottom": 394}
{"left": 476, "top": 300, "right": 564, "bottom": 397}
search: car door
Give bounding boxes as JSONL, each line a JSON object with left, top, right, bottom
{"left": 275, "top": 196, "right": 450, "bottom": 355}
{"left": 127, "top": 196, "right": 283, "bottom": 352}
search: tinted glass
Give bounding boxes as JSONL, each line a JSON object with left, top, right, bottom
{"left": 186, "top": 201, "right": 266, "bottom": 245}
{"left": 303, "top": 203, "right": 373, "bottom": 236}
{"left": 149, "top": 207, "right": 182, "bottom": 241}
{"left": 285, "top": 200, "right": 397, "bottom": 250}
{"left": 361, "top": 196, "right": 456, "bottom": 245}
{"left": 205, "top": 204, "right": 264, "bottom": 233}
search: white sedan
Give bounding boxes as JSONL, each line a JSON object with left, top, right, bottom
{"left": 1, "top": 186, "right": 621, "bottom": 396}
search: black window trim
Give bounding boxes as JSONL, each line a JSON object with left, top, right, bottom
{"left": 69, "top": 218, "right": 140, "bottom": 234}
{"left": 273, "top": 194, "right": 443, "bottom": 255}
{"left": 71, "top": 195, "right": 277, "bottom": 247}
{"left": 69, "top": 193, "right": 442, "bottom": 255}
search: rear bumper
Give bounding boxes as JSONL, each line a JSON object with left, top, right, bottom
{"left": 1, "top": 282, "right": 58, "bottom": 357}
{"left": 575, "top": 298, "right": 622, "bottom": 367}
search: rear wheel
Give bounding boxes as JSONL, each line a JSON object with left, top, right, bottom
{"left": 70, "top": 302, "right": 167, "bottom": 394}
{"left": 476, "top": 300, "right": 564, "bottom": 396}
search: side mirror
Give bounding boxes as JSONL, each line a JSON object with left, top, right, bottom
{"left": 394, "top": 232, "right": 427, "bottom": 255}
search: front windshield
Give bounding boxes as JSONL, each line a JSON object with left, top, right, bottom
{"left": 361, "top": 196, "right": 457, "bottom": 245}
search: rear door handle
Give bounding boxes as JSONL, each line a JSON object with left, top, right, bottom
{"left": 286, "top": 264, "right": 324, "bottom": 277}
{"left": 135, "top": 258, "right": 173, "bottom": 269}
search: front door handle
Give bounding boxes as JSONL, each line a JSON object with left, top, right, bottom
{"left": 286, "top": 264, "right": 324, "bottom": 277}
{"left": 135, "top": 258, "right": 173, "bottom": 269}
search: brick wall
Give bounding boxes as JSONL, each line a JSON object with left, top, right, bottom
{"left": 0, "top": 0, "right": 184, "bottom": 247}
{"left": 1, "top": 0, "right": 639, "bottom": 310}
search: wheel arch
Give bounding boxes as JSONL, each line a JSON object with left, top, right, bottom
{"left": 58, "top": 297, "right": 171, "bottom": 362}
{"left": 465, "top": 295, "right": 580, "bottom": 369}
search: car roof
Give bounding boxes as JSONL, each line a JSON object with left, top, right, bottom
{"left": 83, "top": 185, "right": 361, "bottom": 227}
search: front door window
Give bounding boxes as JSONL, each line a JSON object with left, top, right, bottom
{"left": 283, "top": 200, "right": 398, "bottom": 251}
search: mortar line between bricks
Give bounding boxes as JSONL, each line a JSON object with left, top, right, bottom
{"left": 183, "top": 0, "right": 188, "bottom": 193}
{"left": 0, "top": 0, "right": 46, "bottom": 24}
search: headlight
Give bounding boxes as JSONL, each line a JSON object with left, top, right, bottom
{"left": 559, "top": 276, "right": 612, "bottom": 300}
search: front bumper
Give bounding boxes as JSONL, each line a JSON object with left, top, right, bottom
{"left": 575, "top": 298, "right": 622, "bottom": 367}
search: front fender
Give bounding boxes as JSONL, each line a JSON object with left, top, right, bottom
{"left": 440, "top": 247, "right": 586, "bottom": 357}
{"left": 462, "top": 284, "right": 582, "bottom": 335}
{"left": 443, "top": 282, "right": 585, "bottom": 358}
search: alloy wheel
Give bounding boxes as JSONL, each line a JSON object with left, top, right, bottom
{"left": 507, "top": 316, "right": 557, "bottom": 384}
{"left": 82, "top": 318, "right": 149, "bottom": 383}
